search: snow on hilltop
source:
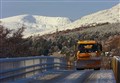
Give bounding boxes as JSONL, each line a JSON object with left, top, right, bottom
{"left": 0, "top": 3, "right": 120, "bottom": 37}
{"left": 0, "top": 15, "right": 71, "bottom": 37}
{"left": 60, "top": 3, "right": 120, "bottom": 30}
{"left": 1, "top": 14, "right": 71, "bottom": 26}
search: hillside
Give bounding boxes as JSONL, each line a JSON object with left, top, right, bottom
{"left": 42, "top": 23, "right": 120, "bottom": 40}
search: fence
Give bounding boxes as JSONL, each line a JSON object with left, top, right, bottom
{"left": 112, "top": 56, "right": 120, "bottom": 83}
{"left": 0, "top": 56, "right": 70, "bottom": 83}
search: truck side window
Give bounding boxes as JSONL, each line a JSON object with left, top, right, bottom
{"left": 97, "top": 44, "right": 102, "bottom": 51}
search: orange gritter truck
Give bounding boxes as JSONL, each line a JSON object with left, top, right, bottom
{"left": 76, "top": 40, "right": 102, "bottom": 70}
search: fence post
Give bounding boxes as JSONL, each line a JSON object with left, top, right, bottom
{"left": 112, "top": 56, "right": 120, "bottom": 83}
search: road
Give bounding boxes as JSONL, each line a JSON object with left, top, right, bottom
{"left": 18, "top": 70, "right": 115, "bottom": 83}
{"left": 84, "top": 70, "right": 116, "bottom": 83}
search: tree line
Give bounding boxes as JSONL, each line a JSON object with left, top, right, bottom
{"left": 0, "top": 25, "right": 77, "bottom": 58}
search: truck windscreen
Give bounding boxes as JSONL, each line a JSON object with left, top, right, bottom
{"left": 78, "top": 44, "right": 100, "bottom": 53}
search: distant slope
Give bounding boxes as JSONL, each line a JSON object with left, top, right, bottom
{"left": 61, "top": 3, "right": 120, "bottom": 30}
{"left": 43, "top": 23, "right": 120, "bottom": 40}
{"left": 0, "top": 15, "right": 71, "bottom": 37}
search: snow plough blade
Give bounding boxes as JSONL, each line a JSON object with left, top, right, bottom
{"left": 76, "top": 57, "right": 101, "bottom": 70}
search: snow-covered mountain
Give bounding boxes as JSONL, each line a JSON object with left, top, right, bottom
{"left": 0, "top": 3, "right": 120, "bottom": 37}
{"left": 60, "top": 3, "right": 120, "bottom": 30}
{"left": 0, "top": 15, "right": 71, "bottom": 37}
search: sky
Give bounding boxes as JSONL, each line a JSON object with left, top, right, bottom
{"left": 0, "top": 0, "right": 119, "bottom": 20}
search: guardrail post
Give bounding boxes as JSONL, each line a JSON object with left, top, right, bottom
{"left": 46, "top": 57, "right": 54, "bottom": 70}
{"left": 117, "top": 58, "right": 120, "bottom": 83}
{"left": 112, "top": 56, "right": 120, "bottom": 83}
{"left": 57, "top": 58, "right": 68, "bottom": 70}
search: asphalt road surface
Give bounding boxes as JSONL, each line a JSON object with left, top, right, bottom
{"left": 24, "top": 70, "right": 115, "bottom": 83}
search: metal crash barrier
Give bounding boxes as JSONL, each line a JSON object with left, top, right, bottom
{"left": 112, "top": 56, "right": 120, "bottom": 83}
{"left": 0, "top": 56, "right": 71, "bottom": 83}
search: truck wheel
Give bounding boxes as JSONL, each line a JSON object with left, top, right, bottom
{"left": 76, "top": 68, "right": 84, "bottom": 70}
{"left": 94, "top": 68, "right": 100, "bottom": 70}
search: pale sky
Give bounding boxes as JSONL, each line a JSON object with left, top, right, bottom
{"left": 0, "top": 0, "right": 119, "bottom": 20}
